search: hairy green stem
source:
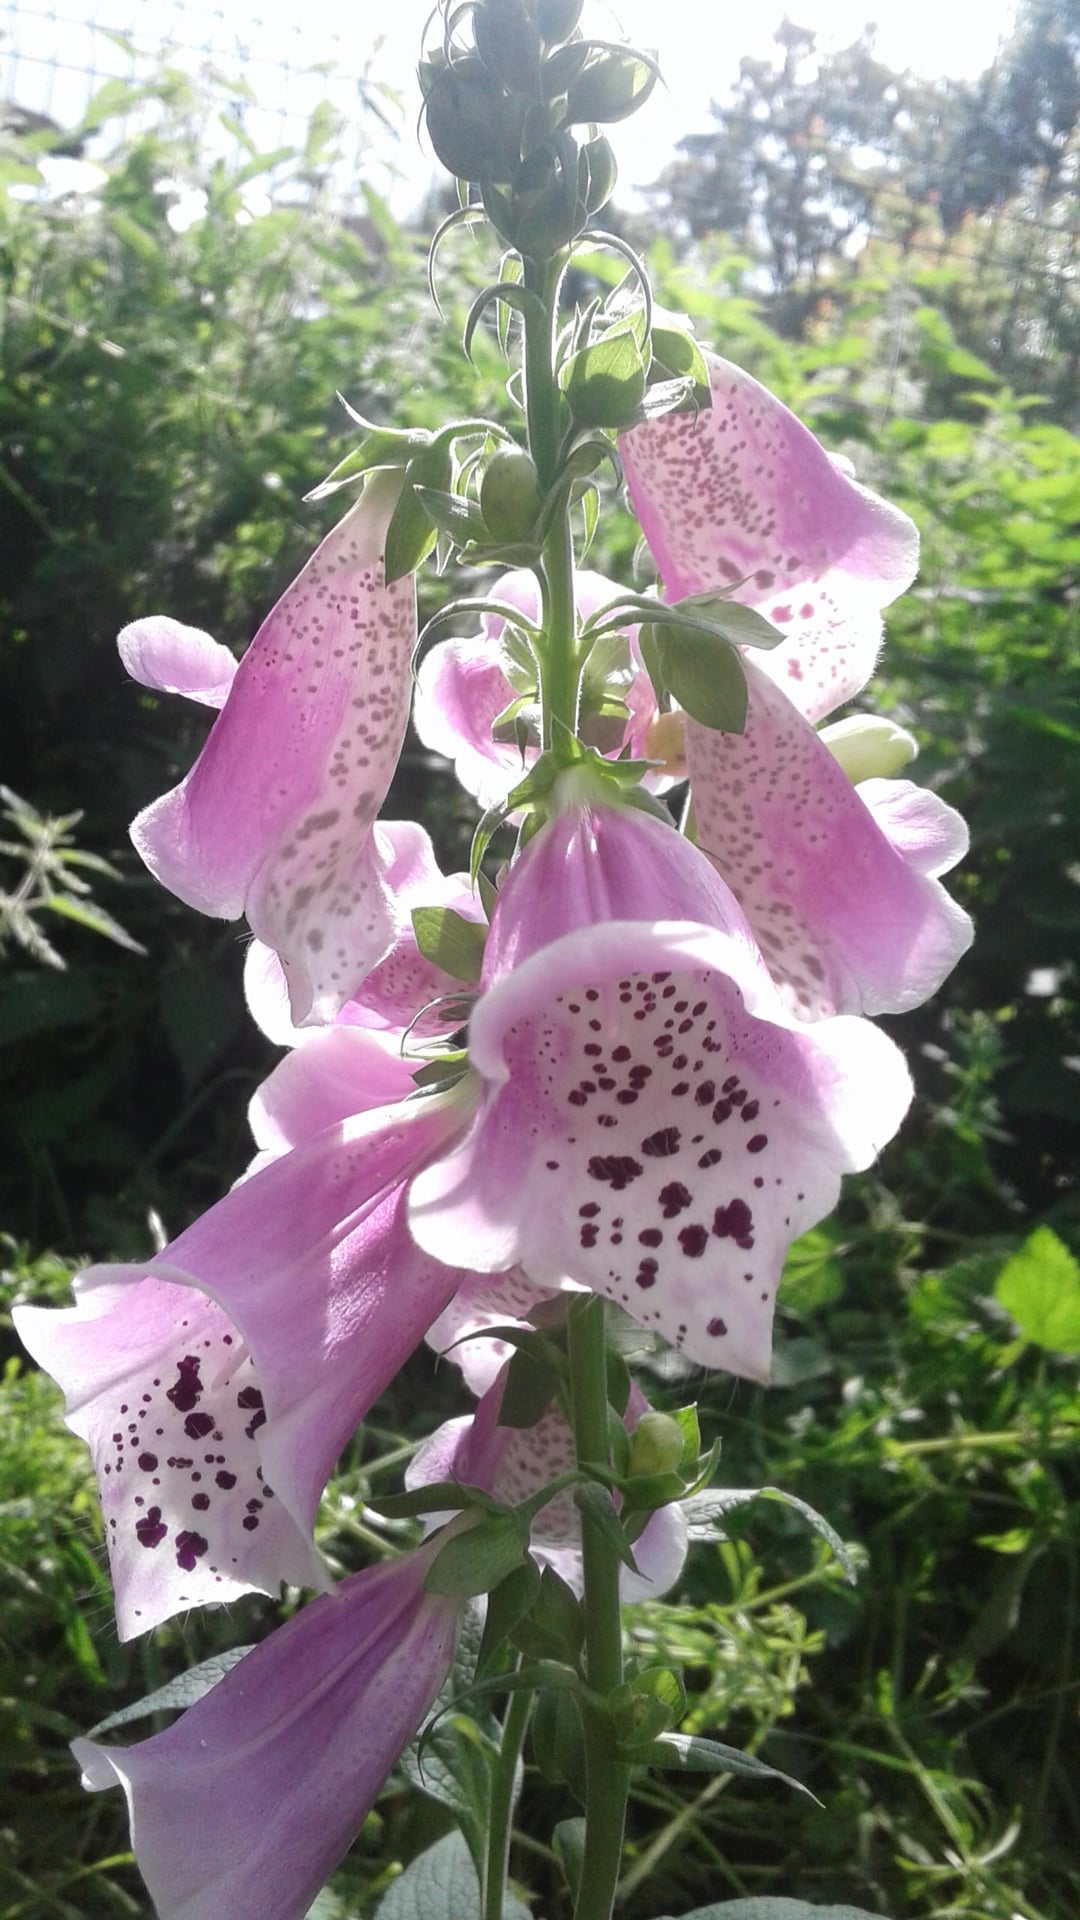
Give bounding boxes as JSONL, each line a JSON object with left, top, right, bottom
{"left": 567, "top": 1294, "right": 630, "bottom": 1920}
{"left": 521, "top": 254, "right": 579, "bottom": 750}
{"left": 483, "top": 1684, "right": 532, "bottom": 1920}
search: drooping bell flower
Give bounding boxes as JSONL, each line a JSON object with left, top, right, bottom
{"left": 683, "top": 657, "right": 973, "bottom": 1019}
{"left": 121, "top": 470, "right": 417, "bottom": 1025}
{"left": 413, "top": 567, "right": 662, "bottom": 810}
{"left": 409, "top": 786, "right": 913, "bottom": 1380}
{"left": 619, "top": 348, "right": 920, "bottom": 722}
{"left": 243, "top": 817, "right": 482, "bottom": 1050}
{"left": 14, "top": 1084, "right": 478, "bottom": 1638}
{"left": 409, "top": 1363, "right": 689, "bottom": 1602}
{"left": 72, "top": 1540, "right": 461, "bottom": 1920}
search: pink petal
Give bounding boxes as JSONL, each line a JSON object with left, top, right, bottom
{"left": 130, "top": 472, "right": 417, "bottom": 1024}
{"left": 14, "top": 1273, "right": 325, "bottom": 1640}
{"left": 619, "top": 352, "right": 919, "bottom": 721}
{"left": 243, "top": 821, "right": 481, "bottom": 1046}
{"left": 409, "top": 1369, "right": 688, "bottom": 1598}
{"left": 413, "top": 567, "right": 654, "bottom": 808}
{"left": 425, "top": 1267, "right": 574, "bottom": 1395}
{"left": 247, "top": 1026, "right": 417, "bottom": 1160}
{"left": 147, "top": 1093, "right": 477, "bottom": 1542}
{"left": 409, "top": 804, "right": 912, "bottom": 1378}
{"left": 686, "top": 659, "right": 973, "bottom": 1018}
{"left": 118, "top": 616, "right": 238, "bottom": 708}
{"left": 73, "top": 1549, "right": 459, "bottom": 1920}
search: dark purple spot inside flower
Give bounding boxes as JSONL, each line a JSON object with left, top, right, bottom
{"left": 679, "top": 1225, "right": 709, "bottom": 1256}
{"left": 713, "top": 1199, "right": 755, "bottom": 1247}
{"left": 136, "top": 1507, "right": 167, "bottom": 1549}
{"left": 612, "top": 1046, "right": 631, "bottom": 1062}
{"left": 166, "top": 1355, "right": 203, "bottom": 1413}
{"left": 639, "top": 1227, "right": 663, "bottom": 1248}
{"left": 659, "top": 1182, "right": 692, "bottom": 1218}
{"left": 635, "top": 1259, "right": 659, "bottom": 1289}
{"left": 742, "top": 1100, "right": 760, "bottom": 1122}
{"left": 712, "top": 1101, "right": 732, "bottom": 1124}
{"left": 642, "top": 1127, "right": 680, "bottom": 1158}
{"left": 175, "top": 1530, "right": 209, "bottom": 1571}
{"left": 216, "top": 1470, "right": 237, "bottom": 1490}
{"left": 708, "top": 1317, "right": 728, "bottom": 1338}
{"left": 696, "top": 1080, "right": 716, "bottom": 1106}
{"left": 137, "top": 1452, "right": 158, "bottom": 1472}
{"left": 192, "top": 1493, "right": 211, "bottom": 1512}
{"left": 580, "top": 1202, "right": 600, "bottom": 1218}
{"left": 698, "top": 1148, "right": 722, "bottom": 1169}
{"left": 588, "top": 1155, "right": 643, "bottom": 1189}
{"left": 580, "top": 1225, "right": 599, "bottom": 1248}
{"left": 747, "top": 1134, "right": 768, "bottom": 1154}
{"left": 184, "top": 1411, "right": 215, "bottom": 1440}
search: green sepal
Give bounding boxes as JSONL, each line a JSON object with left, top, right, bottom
{"left": 413, "top": 485, "right": 490, "bottom": 547}
{"left": 673, "top": 593, "right": 785, "bottom": 650}
{"left": 411, "top": 1052, "right": 471, "bottom": 1093}
{"left": 305, "top": 425, "right": 431, "bottom": 502}
{"left": 424, "top": 1510, "right": 532, "bottom": 1599}
{"left": 647, "top": 621, "right": 749, "bottom": 733}
{"left": 464, "top": 281, "right": 548, "bottom": 366}
{"left": 511, "top": 1564, "right": 585, "bottom": 1665}
{"left": 422, "top": 56, "right": 526, "bottom": 186}
{"left": 385, "top": 436, "right": 456, "bottom": 582}
{"left": 498, "top": 1343, "right": 561, "bottom": 1430}
{"left": 476, "top": 1558, "right": 543, "bottom": 1677}
{"left": 617, "top": 1467, "right": 688, "bottom": 1516}
{"left": 474, "top": 0, "right": 541, "bottom": 93}
{"left": 616, "top": 1731, "right": 819, "bottom": 1799}
{"left": 560, "top": 323, "right": 647, "bottom": 431}
{"left": 573, "top": 1481, "right": 639, "bottom": 1573}
{"left": 564, "top": 46, "right": 659, "bottom": 125}
{"left": 411, "top": 905, "right": 487, "bottom": 985}
{"left": 608, "top": 1665, "right": 686, "bottom": 1746}
{"left": 367, "top": 1479, "right": 501, "bottom": 1522}
{"left": 532, "top": 1683, "right": 587, "bottom": 1803}
{"left": 650, "top": 324, "right": 711, "bottom": 391}
{"left": 553, "top": 1817, "right": 586, "bottom": 1902}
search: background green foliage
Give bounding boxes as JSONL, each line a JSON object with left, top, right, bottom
{"left": 2, "top": 9, "right": 1078, "bottom": 1917}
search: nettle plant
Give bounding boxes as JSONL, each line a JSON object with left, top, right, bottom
{"left": 16, "top": 5, "right": 974, "bottom": 1918}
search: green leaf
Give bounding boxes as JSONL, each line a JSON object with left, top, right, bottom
{"left": 498, "top": 1342, "right": 560, "bottom": 1429}
{"left": 619, "top": 1732, "right": 817, "bottom": 1798}
{"left": 374, "top": 1831, "right": 531, "bottom": 1920}
{"left": 40, "top": 893, "right": 146, "bottom": 956}
{"left": 531, "top": 1682, "right": 587, "bottom": 1801}
{"left": 682, "top": 1485, "right": 857, "bottom": 1584}
{"left": 672, "top": 597, "right": 785, "bottom": 651}
{"left": 650, "top": 624, "right": 749, "bottom": 732}
{"left": 86, "top": 1647, "right": 253, "bottom": 1736}
{"left": 994, "top": 1226, "right": 1080, "bottom": 1353}
{"left": 366, "top": 1479, "right": 498, "bottom": 1522}
{"left": 553, "top": 1817, "right": 586, "bottom": 1900}
{"left": 413, "top": 486, "right": 490, "bottom": 545}
{"left": 399, "top": 1713, "right": 495, "bottom": 1874}
{"left": 411, "top": 905, "right": 486, "bottom": 984}
{"left": 667, "top": 1903, "right": 890, "bottom": 1920}
{"left": 425, "top": 1511, "right": 531, "bottom": 1599}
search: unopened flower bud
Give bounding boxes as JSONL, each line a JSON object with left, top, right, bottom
{"left": 626, "top": 1410, "right": 686, "bottom": 1479}
{"left": 643, "top": 708, "right": 687, "bottom": 777}
{"left": 819, "top": 713, "right": 918, "bottom": 784}
{"left": 481, "top": 448, "right": 542, "bottom": 544}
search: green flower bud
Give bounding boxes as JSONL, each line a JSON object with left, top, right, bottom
{"left": 819, "top": 713, "right": 918, "bottom": 784}
{"left": 481, "top": 447, "right": 543, "bottom": 543}
{"left": 626, "top": 1411, "right": 686, "bottom": 1479}
{"left": 533, "top": 0, "right": 584, "bottom": 43}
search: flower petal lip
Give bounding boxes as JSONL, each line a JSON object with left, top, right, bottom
{"left": 72, "top": 1547, "right": 459, "bottom": 1920}
{"left": 685, "top": 658, "right": 974, "bottom": 1019}
{"left": 619, "top": 350, "right": 919, "bottom": 721}
{"left": 14, "top": 1272, "right": 326, "bottom": 1640}
{"left": 409, "top": 914, "right": 912, "bottom": 1378}
{"left": 128, "top": 470, "right": 417, "bottom": 1025}
{"left": 118, "top": 615, "right": 238, "bottom": 708}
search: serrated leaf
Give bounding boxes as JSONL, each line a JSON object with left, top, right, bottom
{"left": 411, "top": 905, "right": 486, "bottom": 985}
{"left": 40, "top": 893, "right": 146, "bottom": 956}
{"left": 994, "top": 1226, "right": 1080, "bottom": 1353}
{"left": 86, "top": 1647, "right": 253, "bottom": 1736}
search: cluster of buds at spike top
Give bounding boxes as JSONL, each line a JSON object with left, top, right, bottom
{"left": 420, "top": 0, "right": 653, "bottom": 254}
